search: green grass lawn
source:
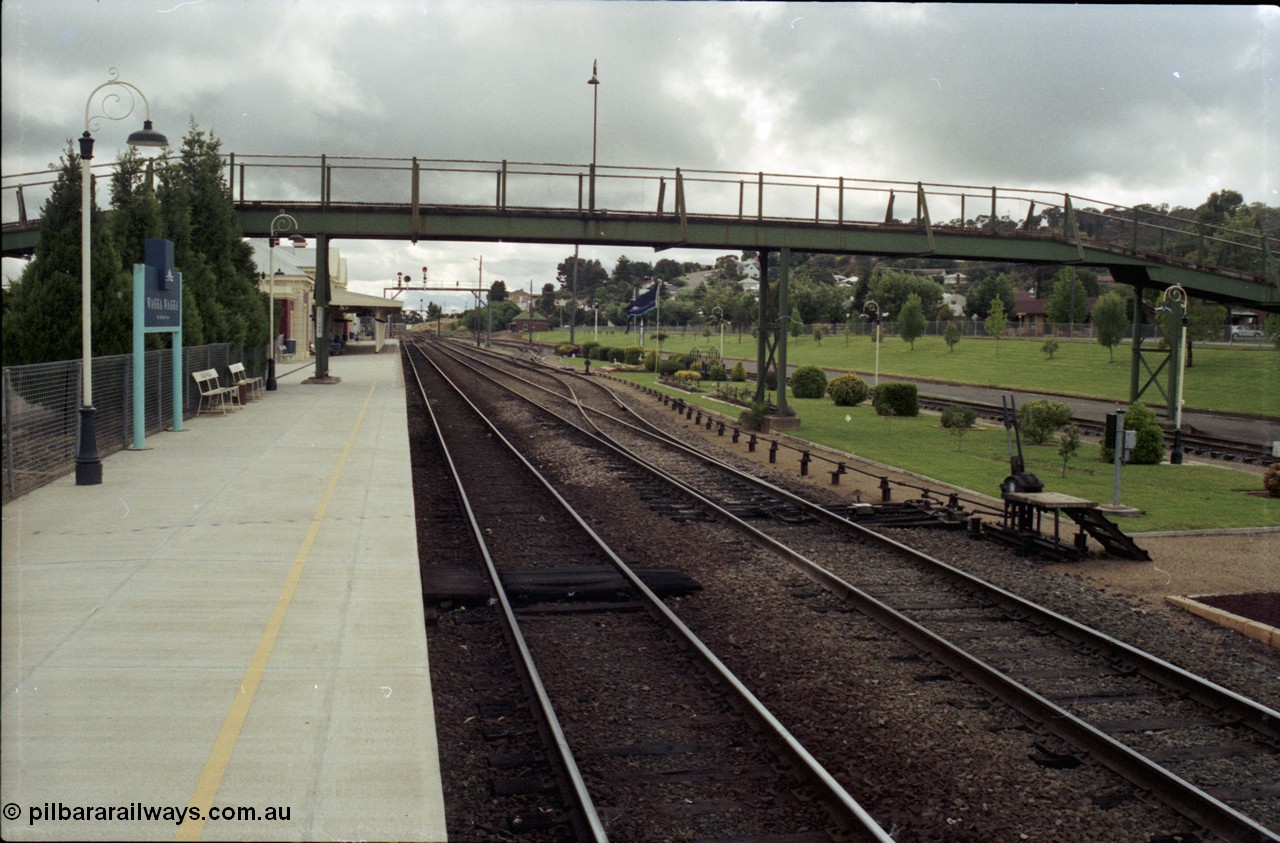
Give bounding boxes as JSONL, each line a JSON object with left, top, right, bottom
{"left": 540, "top": 328, "right": 1280, "bottom": 417}
{"left": 599, "top": 369, "right": 1279, "bottom": 533}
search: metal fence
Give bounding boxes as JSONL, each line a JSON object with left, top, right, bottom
{"left": 2, "top": 343, "right": 249, "bottom": 503}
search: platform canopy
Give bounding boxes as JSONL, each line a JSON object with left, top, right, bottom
{"left": 327, "top": 287, "right": 404, "bottom": 320}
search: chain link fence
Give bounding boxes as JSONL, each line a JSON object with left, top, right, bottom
{"left": 2, "top": 343, "right": 253, "bottom": 503}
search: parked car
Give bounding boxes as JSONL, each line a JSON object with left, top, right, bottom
{"left": 1229, "top": 324, "right": 1264, "bottom": 341}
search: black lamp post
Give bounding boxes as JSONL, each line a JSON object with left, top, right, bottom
{"left": 78, "top": 70, "right": 167, "bottom": 485}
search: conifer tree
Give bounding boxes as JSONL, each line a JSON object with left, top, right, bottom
{"left": 2, "top": 143, "right": 128, "bottom": 366}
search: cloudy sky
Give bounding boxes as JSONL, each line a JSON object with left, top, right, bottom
{"left": 3, "top": 1, "right": 1276, "bottom": 310}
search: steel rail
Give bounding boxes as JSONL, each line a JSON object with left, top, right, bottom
{"left": 432, "top": 337, "right": 1280, "bottom": 843}
{"left": 404, "top": 344, "right": 609, "bottom": 842}
{"left": 409, "top": 340, "right": 896, "bottom": 843}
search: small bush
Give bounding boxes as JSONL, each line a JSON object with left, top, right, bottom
{"left": 672, "top": 370, "right": 702, "bottom": 389}
{"left": 873, "top": 382, "right": 919, "bottom": 417}
{"left": 580, "top": 340, "right": 600, "bottom": 359}
{"left": 739, "top": 401, "right": 770, "bottom": 431}
{"left": 1018, "top": 399, "right": 1073, "bottom": 444}
{"left": 657, "top": 357, "right": 683, "bottom": 376}
{"left": 707, "top": 362, "right": 727, "bottom": 382}
{"left": 589, "top": 345, "right": 608, "bottom": 360}
{"left": 826, "top": 374, "right": 870, "bottom": 407}
{"left": 643, "top": 350, "right": 657, "bottom": 371}
{"left": 607, "top": 346, "right": 626, "bottom": 363}
{"left": 790, "top": 365, "right": 828, "bottom": 399}
{"left": 730, "top": 361, "right": 747, "bottom": 382}
{"left": 1264, "top": 464, "right": 1280, "bottom": 497}
{"left": 623, "top": 345, "right": 645, "bottom": 365}
{"left": 555, "top": 343, "right": 581, "bottom": 357}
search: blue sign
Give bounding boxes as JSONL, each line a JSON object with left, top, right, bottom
{"left": 143, "top": 238, "right": 180, "bottom": 328}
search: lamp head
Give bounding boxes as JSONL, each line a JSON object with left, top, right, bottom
{"left": 126, "top": 120, "right": 168, "bottom": 149}
{"left": 289, "top": 235, "right": 306, "bottom": 248}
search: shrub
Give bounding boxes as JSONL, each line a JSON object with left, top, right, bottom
{"left": 657, "top": 357, "right": 683, "bottom": 376}
{"left": 1264, "top": 464, "right": 1280, "bottom": 497}
{"left": 643, "top": 350, "right": 657, "bottom": 371}
{"left": 706, "top": 362, "right": 726, "bottom": 382}
{"left": 730, "top": 361, "right": 747, "bottom": 382}
{"left": 589, "top": 345, "right": 608, "bottom": 360}
{"left": 607, "top": 346, "right": 626, "bottom": 363}
{"left": 790, "top": 365, "right": 828, "bottom": 399}
{"left": 580, "top": 341, "right": 600, "bottom": 359}
{"left": 873, "top": 382, "right": 919, "bottom": 417}
{"left": 1100, "top": 402, "right": 1164, "bottom": 464}
{"left": 739, "top": 401, "right": 770, "bottom": 431}
{"left": 555, "top": 343, "right": 581, "bottom": 357}
{"left": 623, "top": 345, "right": 645, "bottom": 365}
{"left": 826, "top": 373, "right": 870, "bottom": 407}
{"left": 672, "top": 370, "right": 702, "bottom": 390}
{"left": 1018, "top": 399, "right": 1073, "bottom": 445}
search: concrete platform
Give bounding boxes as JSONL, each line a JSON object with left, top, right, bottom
{"left": 1, "top": 342, "right": 447, "bottom": 841}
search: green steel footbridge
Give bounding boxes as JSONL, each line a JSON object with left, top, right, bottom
{"left": 5, "top": 154, "right": 1277, "bottom": 416}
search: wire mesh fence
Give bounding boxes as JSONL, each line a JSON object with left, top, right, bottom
{"left": 2, "top": 343, "right": 245, "bottom": 503}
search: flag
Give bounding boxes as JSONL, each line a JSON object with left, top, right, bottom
{"left": 626, "top": 286, "right": 658, "bottom": 319}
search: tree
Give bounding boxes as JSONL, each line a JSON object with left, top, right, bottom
{"left": 1092, "top": 291, "right": 1128, "bottom": 362}
{"left": 867, "top": 268, "right": 944, "bottom": 320}
{"left": 898, "top": 292, "right": 926, "bottom": 350}
{"left": 1057, "top": 424, "right": 1082, "bottom": 477}
{"left": 941, "top": 404, "right": 978, "bottom": 451}
{"left": 965, "top": 272, "right": 1015, "bottom": 319}
{"left": 1041, "top": 338, "right": 1060, "bottom": 360}
{"left": 156, "top": 119, "right": 265, "bottom": 351}
{"left": 943, "top": 322, "right": 961, "bottom": 352}
{"left": 1046, "top": 267, "right": 1089, "bottom": 327}
{"left": 985, "top": 296, "right": 1008, "bottom": 351}
{"left": 538, "top": 283, "right": 556, "bottom": 318}
{"left": 2, "top": 143, "right": 128, "bottom": 366}
{"left": 489, "top": 279, "right": 507, "bottom": 302}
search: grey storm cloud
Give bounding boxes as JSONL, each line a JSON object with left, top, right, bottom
{"left": 3, "top": 1, "right": 1276, "bottom": 299}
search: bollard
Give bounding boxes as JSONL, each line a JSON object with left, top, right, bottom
{"left": 748, "top": 434, "right": 757, "bottom": 452}
{"left": 686, "top": 406, "right": 694, "bottom": 420}
{"left": 800, "top": 451, "right": 810, "bottom": 477}
{"left": 732, "top": 427, "right": 740, "bottom": 444}
{"left": 948, "top": 493, "right": 960, "bottom": 510}
{"left": 831, "top": 463, "right": 846, "bottom": 485}
{"left": 717, "top": 422, "right": 726, "bottom": 436}
{"left": 705, "top": 416, "right": 713, "bottom": 431}
{"left": 880, "top": 476, "right": 892, "bottom": 502}
{"left": 769, "top": 440, "right": 779, "bottom": 464}
{"left": 695, "top": 410, "right": 703, "bottom": 425}
{"left": 968, "top": 516, "right": 983, "bottom": 538}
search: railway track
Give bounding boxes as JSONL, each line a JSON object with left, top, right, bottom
{"left": 416, "top": 336, "right": 1280, "bottom": 842}
{"left": 480, "top": 335, "right": 1274, "bottom": 464}
{"left": 405, "top": 343, "right": 891, "bottom": 841}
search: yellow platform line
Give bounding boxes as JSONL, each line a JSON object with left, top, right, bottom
{"left": 177, "top": 377, "right": 379, "bottom": 841}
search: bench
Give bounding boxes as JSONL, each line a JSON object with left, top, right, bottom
{"left": 192, "top": 369, "right": 240, "bottom": 415}
{"left": 228, "top": 362, "right": 264, "bottom": 400}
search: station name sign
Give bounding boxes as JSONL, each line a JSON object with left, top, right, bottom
{"left": 143, "top": 238, "right": 181, "bottom": 329}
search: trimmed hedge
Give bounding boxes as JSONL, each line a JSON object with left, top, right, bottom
{"left": 872, "top": 382, "right": 919, "bottom": 417}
